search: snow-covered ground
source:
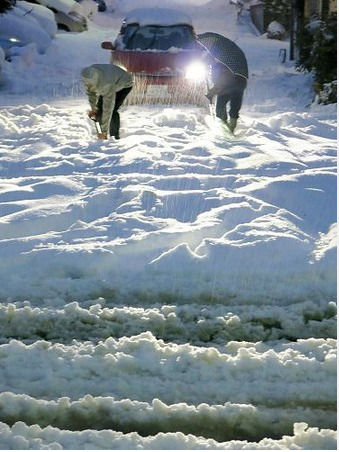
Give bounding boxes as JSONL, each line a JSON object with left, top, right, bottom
{"left": 0, "top": 0, "right": 337, "bottom": 449}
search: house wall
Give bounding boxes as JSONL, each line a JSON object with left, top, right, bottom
{"left": 304, "top": 0, "right": 337, "bottom": 18}
{"left": 304, "top": 0, "right": 321, "bottom": 17}
{"left": 329, "top": 0, "right": 336, "bottom": 13}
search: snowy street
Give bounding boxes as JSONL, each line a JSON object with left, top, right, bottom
{"left": 0, "top": 0, "right": 337, "bottom": 449}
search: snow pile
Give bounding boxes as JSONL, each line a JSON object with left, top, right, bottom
{"left": 0, "top": 5, "right": 52, "bottom": 54}
{"left": 17, "top": 1, "right": 58, "bottom": 38}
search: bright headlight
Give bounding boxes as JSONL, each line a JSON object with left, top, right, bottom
{"left": 185, "top": 61, "right": 207, "bottom": 82}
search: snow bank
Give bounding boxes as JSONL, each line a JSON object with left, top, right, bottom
{"left": 0, "top": 421, "right": 336, "bottom": 450}
{"left": 0, "top": 7, "right": 52, "bottom": 54}
{"left": 17, "top": 1, "right": 58, "bottom": 38}
{"left": 33, "top": 0, "right": 79, "bottom": 15}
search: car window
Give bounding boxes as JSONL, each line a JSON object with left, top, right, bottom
{"left": 121, "top": 25, "right": 195, "bottom": 51}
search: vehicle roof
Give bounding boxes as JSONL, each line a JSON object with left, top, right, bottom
{"left": 124, "top": 8, "right": 193, "bottom": 27}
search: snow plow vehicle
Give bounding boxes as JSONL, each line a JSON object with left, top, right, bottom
{"left": 101, "top": 8, "right": 209, "bottom": 106}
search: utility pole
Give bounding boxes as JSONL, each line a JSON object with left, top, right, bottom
{"left": 289, "top": 0, "right": 305, "bottom": 60}
{"left": 290, "top": 0, "right": 296, "bottom": 60}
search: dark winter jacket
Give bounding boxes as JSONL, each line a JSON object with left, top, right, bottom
{"left": 207, "top": 62, "right": 247, "bottom": 97}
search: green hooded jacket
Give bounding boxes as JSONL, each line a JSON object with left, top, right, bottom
{"left": 82, "top": 64, "right": 133, "bottom": 134}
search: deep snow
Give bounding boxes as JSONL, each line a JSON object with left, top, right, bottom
{"left": 0, "top": 0, "right": 337, "bottom": 449}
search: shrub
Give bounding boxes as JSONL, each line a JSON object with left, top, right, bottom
{"left": 298, "top": 13, "right": 337, "bottom": 103}
{"left": 263, "top": 0, "right": 291, "bottom": 31}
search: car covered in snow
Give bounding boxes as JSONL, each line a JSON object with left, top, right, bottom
{"left": 16, "top": 1, "right": 57, "bottom": 37}
{"left": 101, "top": 8, "right": 208, "bottom": 104}
{"left": 26, "top": 0, "right": 90, "bottom": 32}
{"left": 0, "top": 1, "right": 54, "bottom": 56}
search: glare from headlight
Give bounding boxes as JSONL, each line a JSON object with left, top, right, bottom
{"left": 185, "top": 61, "right": 207, "bottom": 82}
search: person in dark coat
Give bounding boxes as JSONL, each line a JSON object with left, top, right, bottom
{"left": 198, "top": 32, "right": 248, "bottom": 133}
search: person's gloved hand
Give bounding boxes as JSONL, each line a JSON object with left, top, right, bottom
{"left": 88, "top": 110, "right": 97, "bottom": 120}
{"left": 97, "top": 132, "right": 107, "bottom": 140}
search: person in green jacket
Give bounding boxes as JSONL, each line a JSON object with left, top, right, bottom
{"left": 82, "top": 64, "right": 133, "bottom": 140}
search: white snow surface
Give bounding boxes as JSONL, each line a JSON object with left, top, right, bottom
{"left": 0, "top": 0, "right": 337, "bottom": 449}
{"left": 30, "top": 0, "right": 82, "bottom": 15}
{"left": 0, "top": 6, "right": 52, "bottom": 54}
{"left": 16, "top": 1, "right": 58, "bottom": 38}
{"left": 124, "top": 8, "right": 193, "bottom": 26}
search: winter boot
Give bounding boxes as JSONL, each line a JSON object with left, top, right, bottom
{"left": 227, "top": 117, "right": 237, "bottom": 133}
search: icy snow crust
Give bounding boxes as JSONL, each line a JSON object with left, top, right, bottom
{"left": 0, "top": 0, "right": 337, "bottom": 449}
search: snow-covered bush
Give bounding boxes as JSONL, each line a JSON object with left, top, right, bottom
{"left": 263, "top": 0, "right": 290, "bottom": 31}
{"left": 267, "top": 21, "right": 286, "bottom": 40}
{"left": 316, "top": 80, "right": 337, "bottom": 105}
{"left": 298, "top": 13, "right": 337, "bottom": 104}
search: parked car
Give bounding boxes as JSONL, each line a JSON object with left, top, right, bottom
{"left": 0, "top": 1, "right": 53, "bottom": 61}
{"left": 27, "top": 0, "right": 88, "bottom": 32}
{"left": 16, "top": 0, "right": 57, "bottom": 37}
{"left": 0, "top": 36, "right": 26, "bottom": 59}
{"left": 0, "top": 2, "right": 52, "bottom": 54}
{"left": 101, "top": 8, "right": 208, "bottom": 105}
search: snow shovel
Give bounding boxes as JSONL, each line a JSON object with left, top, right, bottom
{"left": 90, "top": 117, "right": 103, "bottom": 138}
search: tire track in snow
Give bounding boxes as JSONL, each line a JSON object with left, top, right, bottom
{"left": 0, "top": 334, "right": 336, "bottom": 409}
{"left": 0, "top": 300, "right": 336, "bottom": 345}
{"left": 0, "top": 392, "right": 336, "bottom": 442}
{"left": 0, "top": 420, "right": 336, "bottom": 450}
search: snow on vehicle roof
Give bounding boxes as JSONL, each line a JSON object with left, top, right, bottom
{"left": 124, "top": 8, "right": 193, "bottom": 27}
{"left": 33, "top": 0, "right": 81, "bottom": 15}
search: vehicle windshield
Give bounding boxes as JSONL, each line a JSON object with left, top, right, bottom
{"left": 121, "top": 24, "right": 195, "bottom": 51}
